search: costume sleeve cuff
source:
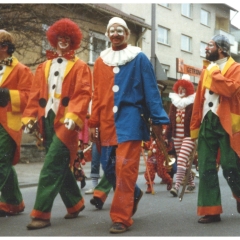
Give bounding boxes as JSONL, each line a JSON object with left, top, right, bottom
{"left": 88, "top": 119, "right": 100, "bottom": 128}
{"left": 190, "top": 128, "right": 199, "bottom": 139}
{"left": 65, "top": 112, "right": 83, "bottom": 129}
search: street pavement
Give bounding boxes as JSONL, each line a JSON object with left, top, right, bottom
{"left": 3, "top": 159, "right": 240, "bottom": 237}
{"left": 15, "top": 156, "right": 146, "bottom": 188}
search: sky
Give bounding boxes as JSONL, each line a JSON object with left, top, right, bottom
{"left": 229, "top": 2, "right": 240, "bottom": 29}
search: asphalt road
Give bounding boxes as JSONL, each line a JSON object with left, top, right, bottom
{"left": 1, "top": 168, "right": 239, "bottom": 237}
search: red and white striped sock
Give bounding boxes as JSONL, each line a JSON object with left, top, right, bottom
{"left": 175, "top": 167, "right": 186, "bottom": 190}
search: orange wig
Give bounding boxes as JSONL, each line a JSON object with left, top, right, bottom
{"left": 46, "top": 18, "right": 82, "bottom": 50}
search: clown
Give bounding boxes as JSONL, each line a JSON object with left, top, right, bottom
{"left": 88, "top": 17, "right": 169, "bottom": 233}
{"left": 22, "top": 18, "right": 92, "bottom": 230}
{"left": 191, "top": 34, "right": 240, "bottom": 224}
{"left": 0, "top": 30, "right": 33, "bottom": 217}
{"left": 143, "top": 129, "right": 177, "bottom": 194}
{"left": 164, "top": 74, "right": 196, "bottom": 197}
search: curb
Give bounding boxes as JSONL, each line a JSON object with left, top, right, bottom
{"left": 19, "top": 171, "right": 145, "bottom": 189}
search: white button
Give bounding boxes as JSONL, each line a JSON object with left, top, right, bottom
{"left": 113, "top": 106, "right": 118, "bottom": 113}
{"left": 112, "top": 85, "right": 119, "bottom": 92}
{"left": 113, "top": 66, "right": 120, "bottom": 74}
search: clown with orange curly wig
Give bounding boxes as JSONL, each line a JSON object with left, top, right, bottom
{"left": 22, "top": 18, "right": 92, "bottom": 230}
{"left": 164, "top": 74, "right": 197, "bottom": 197}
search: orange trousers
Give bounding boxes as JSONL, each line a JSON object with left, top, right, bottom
{"left": 110, "top": 141, "right": 141, "bottom": 227}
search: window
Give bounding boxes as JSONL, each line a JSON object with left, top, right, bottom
{"left": 201, "top": 9, "right": 210, "bottom": 26}
{"left": 157, "top": 26, "right": 169, "bottom": 45}
{"left": 161, "top": 64, "right": 170, "bottom": 77}
{"left": 181, "top": 34, "right": 192, "bottom": 52}
{"left": 89, "top": 31, "right": 109, "bottom": 64}
{"left": 200, "top": 42, "right": 207, "bottom": 57}
{"left": 181, "top": 3, "right": 192, "bottom": 18}
{"left": 42, "top": 24, "right": 51, "bottom": 54}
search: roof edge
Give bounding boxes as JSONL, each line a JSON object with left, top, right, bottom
{"left": 87, "top": 3, "right": 152, "bottom": 30}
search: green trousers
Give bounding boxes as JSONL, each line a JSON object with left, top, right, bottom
{"left": 31, "top": 110, "right": 84, "bottom": 220}
{"left": 197, "top": 111, "right": 240, "bottom": 215}
{"left": 93, "top": 174, "right": 112, "bottom": 203}
{"left": 0, "top": 124, "right": 24, "bottom": 213}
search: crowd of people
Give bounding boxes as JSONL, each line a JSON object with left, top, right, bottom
{"left": 1, "top": 15, "right": 240, "bottom": 234}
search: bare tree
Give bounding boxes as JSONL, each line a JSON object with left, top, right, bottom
{"left": 0, "top": 4, "right": 110, "bottom": 67}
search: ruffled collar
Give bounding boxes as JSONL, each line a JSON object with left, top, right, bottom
{"left": 100, "top": 45, "right": 141, "bottom": 66}
{"left": 169, "top": 92, "right": 196, "bottom": 109}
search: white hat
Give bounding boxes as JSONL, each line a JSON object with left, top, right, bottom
{"left": 181, "top": 74, "right": 190, "bottom": 81}
{"left": 105, "top": 17, "right": 130, "bottom": 37}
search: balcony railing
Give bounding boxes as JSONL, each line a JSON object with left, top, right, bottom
{"left": 215, "top": 29, "right": 240, "bottom": 55}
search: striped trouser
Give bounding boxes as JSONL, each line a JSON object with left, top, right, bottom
{"left": 174, "top": 137, "right": 195, "bottom": 189}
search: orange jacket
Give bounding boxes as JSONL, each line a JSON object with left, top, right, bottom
{"left": 22, "top": 57, "right": 92, "bottom": 165}
{"left": 0, "top": 56, "right": 33, "bottom": 165}
{"left": 88, "top": 54, "right": 169, "bottom": 145}
{"left": 191, "top": 57, "right": 240, "bottom": 157}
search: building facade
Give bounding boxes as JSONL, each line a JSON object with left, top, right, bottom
{"left": 107, "top": 3, "right": 240, "bottom": 111}
{"left": 6, "top": 3, "right": 238, "bottom": 159}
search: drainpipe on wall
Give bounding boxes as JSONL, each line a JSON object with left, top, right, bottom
{"left": 150, "top": 3, "right": 156, "bottom": 73}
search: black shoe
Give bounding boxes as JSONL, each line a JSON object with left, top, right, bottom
{"left": 109, "top": 222, "right": 128, "bottom": 233}
{"left": 90, "top": 197, "right": 103, "bottom": 210}
{"left": 64, "top": 205, "right": 85, "bottom": 219}
{"left": 0, "top": 209, "right": 24, "bottom": 217}
{"left": 198, "top": 214, "right": 221, "bottom": 223}
{"left": 132, "top": 190, "right": 143, "bottom": 216}
{"left": 81, "top": 176, "right": 86, "bottom": 189}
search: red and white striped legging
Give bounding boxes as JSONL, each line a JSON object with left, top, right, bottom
{"left": 173, "top": 109, "right": 195, "bottom": 190}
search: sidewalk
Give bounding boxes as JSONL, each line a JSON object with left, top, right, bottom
{"left": 15, "top": 156, "right": 147, "bottom": 188}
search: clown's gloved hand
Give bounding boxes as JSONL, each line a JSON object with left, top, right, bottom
{"left": 0, "top": 88, "right": 10, "bottom": 107}
{"left": 24, "top": 127, "right": 31, "bottom": 134}
{"left": 207, "top": 62, "right": 219, "bottom": 71}
{"left": 64, "top": 118, "right": 76, "bottom": 130}
{"left": 22, "top": 119, "right": 37, "bottom": 134}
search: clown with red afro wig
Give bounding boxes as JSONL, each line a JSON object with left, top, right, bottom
{"left": 46, "top": 18, "right": 82, "bottom": 50}
{"left": 167, "top": 74, "right": 197, "bottom": 198}
{"left": 172, "top": 74, "right": 195, "bottom": 96}
{"left": 169, "top": 74, "right": 196, "bottom": 110}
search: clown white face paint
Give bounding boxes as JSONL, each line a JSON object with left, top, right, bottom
{"left": 108, "top": 23, "right": 128, "bottom": 48}
{"left": 109, "top": 26, "right": 125, "bottom": 36}
{"left": 57, "top": 36, "right": 71, "bottom": 54}
{"left": 178, "top": 86, "right": 186, "bottom": 98}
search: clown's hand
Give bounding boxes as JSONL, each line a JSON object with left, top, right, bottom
{"left": 22, "top": 119, "right": 37, "bottom": 134}
{"left": 207, "top": 62, "right": 219, "bottom": 71}
{"left": 64, "top": 118, "right": 76, "bottom": 130}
